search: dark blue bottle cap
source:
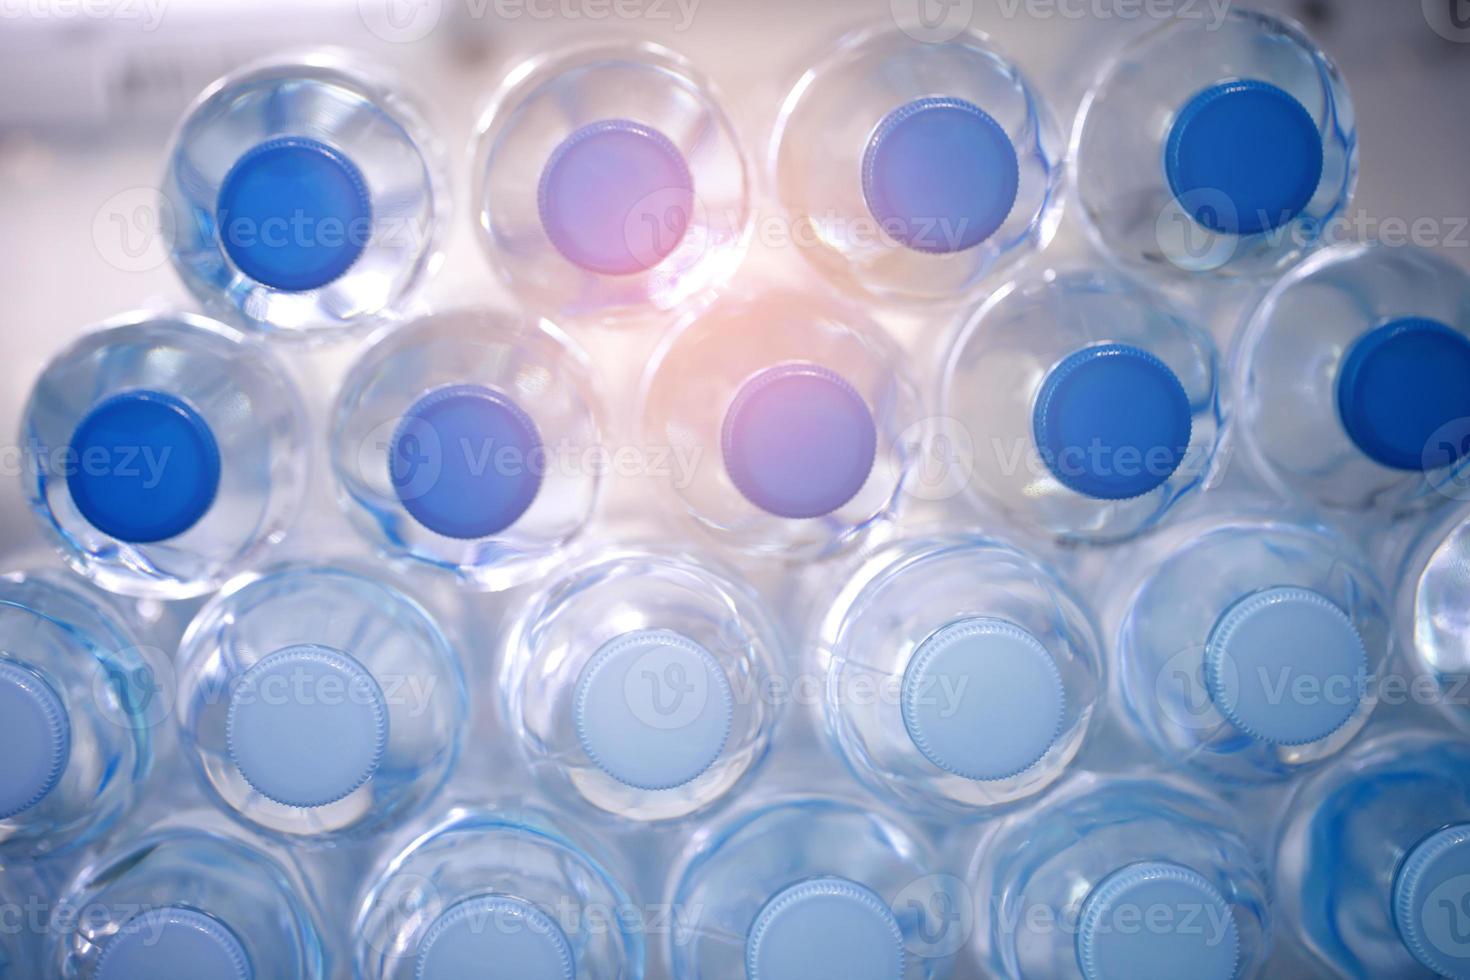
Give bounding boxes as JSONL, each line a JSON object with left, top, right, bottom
{"left": 862, "top": 97, "right": 1019, "bottom": 254}
{"left": 226, "top": 645, "right": 388, "bottom": 809}
{"left": 1394, "top": 823, "right": 1470, "bottom": 979}
{"left": 416, "top": 895, "right": 574, "bottom": 980}
{"left": 746, "top": 877, "right": 904, "bottom": 980}
{"left": 67, "top": 389, "right": 221, "bottom": 543}
{"left": 538, "top": 119, "right": 693, "bottom": 276}
{"left": 1032, "top": 344, "right": 1192, "bottom": 500}
{"left": 574, "top": 629, "right": 733, "bottom": 791}
{"left": 722, "top": 363, "right": 878, "bottom": 520}
{"left": 1165, "top": 80, "right": 1323, "bottom": 236}
{"left": 1077, "top": 862, "right": 1239, "bottom": 980}
{"left": 96, "top": 906, "right": 253, "bottom": 980}
{"left": 216, "top": 136, "right": 372, "bottom": 292}
{"left": 901, "top": 618, "right": 1065, "bottom": 781}
{"left": 1337, "top": 317, "right": 1470, "bottom": 471}
{"left": 1205, "top": 587, "right": 1366, "bottom": 746}
{"left": 390, "top": 384, "right": 545, "bottom": 540}
{"left": 0, "top": 660, "right": 70, "bottom": 820}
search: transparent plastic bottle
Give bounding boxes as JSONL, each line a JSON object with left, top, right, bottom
{"left": 500, "top": 547, "right": 781, "bottom": 823}
{"left": 671, "top": 797, "right": 964, "bottom": 979}
{"left": 0, "top": 572, "right": 152, "bottom": 859}
{"left": 1234, "top": 241, "right": 1470, "bottom": 515}
{"left": 815, "top": 533, "right": 1101, "bottom": 815}
{"left": 1117, "top": 516, "right": 1388, "bottom": 784}
{"left": 163, "top": 52, "right": 447, "bottom": 338}
{"left": 49, "top": 813, "right": 327, "bottom": 978}
{"left": 972, "top": 774, "right": 1272, "bottom": 980}
{"left": 355, "top": 806, "right": 643, "bottom": 980}
{"left": 1397, "top": 505, "right": 1470, "bottom": 733}
{"left": 640, "top": 288, "right": 922, "bottom": 560}
{"left": 21, "top": 312, "right": 309, "bottom": 599}
{"left": 473, "top": 42, "right": 750, "bottom": 325}
{"left": 331, "top": 310, "right": 602, "bottom": 591}
{"left": 941, "top": 268, "right": 1220, "bottom": 542}
{"left": 1073, "top": 7, "right": 1355, "bottom": 277}
{"left": 176, "top": 564, "right": 466, "bottom": 842}
{"left": 1276, "top": 731, "right": 1470, "bottom": 978}
{"left": 770, "top": 25, "right": 1062, "bottom": 304}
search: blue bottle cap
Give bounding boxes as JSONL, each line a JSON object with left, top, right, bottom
{"left": 216, "top": 136, "right": 372, "bottom": 292}
{"left": 96, "top": 906, "right": 252, "bottom": 980}
{"left": 416, "top": 895, "right": 575, "bottom": 980}
{"left": 1032, "top": 344, "right": 1192, "bottom": 500}
{"left": 226, "top": 644, "right": 388, "bottom": 808}
{"left": 1076, "top": 862, "right": 1239, "bottom": 980}
{"left": 538, "top": 119, "right": 693, "bottom": 276}
{"left": 862, "top": 96, "right": 1020, "bottom": 254}
{"left": 1337, "top": 317, "right": 1470, "bottom": 472}
{"left": 745, "top": 877, "right": 905, "bottom": 980}
{"left": 67, "top": 389, "right": 221, "bottom": 543}
{"left": 722, "top": 362, "right": 878, "bottom": 519}
{"left": 1164, "top": 79, "right": 1323, "bottom": 237}
{"left": 901, "top": 618, "right": 1065, "bottom": 781}
{"left": 390, "top": 384, "right": 545, "bottom": 540}
{"left": 1205, "top": 586, "right": 1366, "bottom": 746}
{"left": 0, "top": 660, "right": 70, "bottom": 820}
{"left": 1394, "top": 823, "right": 1470, "bottom": 979}
{"left": 574, "top": 629, "right": 732, "bottom": 791}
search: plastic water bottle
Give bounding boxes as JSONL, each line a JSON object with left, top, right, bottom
{"left": 473, "top": 42, "right": 749, "bottom": 325}
{"left": 176, "top": 564, "right": 467, "bottom": 842}
{"left": 48, "top": 813, "right": 327, "bottom": 978}
{"left": 640, "top": 288, "right": 922, "bottom": 559}
{"left": 972, "top": 774, "right": 1271, "bottom": 980}
{"left": 1276, "top": 731, "right": 1470, "bottom": 978}
{"left": 1234, "top": 241, "right": 1470, "bottom": 515}
{"left": 163, "top": 52, "right": 447, "bottom": 338}
{"left": 814, "top": 533, "right": 1101, "bottom": 815}
{"left": 1074, "top": 7, "right": 1355, "bottom": 277}
{"left": 500, "top": 547, "right": 782, "bottom": 822}
{"left": 670, "top": 797, "right": 965, "bottom": 979}
{"left": 1117, "top": 516, "right": 1388, "bottom": 784}
{"left": 770, "top": 25, "right": 1062, "bottom": 303}
{"left": 21, "top": 312, "right": 309, "bottom": 599}
{"left": 331, "top": 310, "right": 602, "bottom": 591}
{"left": 0, "top": 572, "right": 154, "bottom": 859}
{"left": 941, "top": 268, "right": 1220, "bottom": 542}
{"left": 1397, "top": 506, "right": 1470, "bottom": 733}
{"left": 354, "top": 806, "right": 643, "bottom": 980}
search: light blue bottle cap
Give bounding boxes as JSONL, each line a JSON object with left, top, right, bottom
{"left": 67, "top": 389, "right": 221, "bottom": 543}
{"left": 226, "top": 644, "right": 388, "bottom": 808}
{"left": 722, "top": 362, "right": 878, "bottom": 519}
{"left": 1337, "top": 317, "right": 1470, "bottom": 472}
{"left": 216, "top": 136, "right": 372, "bottom": 292}
{"left": 862, "top": 96, "right": 1019, "bottom": 254}
{"left": 745, "top": 877, "right": 905, "bottom": 980}
{"left": 1033, "top": 344, "right": 1192, "bottom": 500}
{"left": 96, "top": 906, "right": 252, "bottom": 980}
{"left": 0, "top": 660, "right": 70, "bottom": 820}
{"left": 1394, "top": 823, "right": 1470, "bottom": 979}
{"left": 1205, "top": 586, "right": 1366, "bottom": 745}
{"left": 901, "top": 618, "right": 1065, "bottom": 781}
{"left": 390, "top": 384, "right": 545, "bottom": 539}
{"left": 1165, "top": 79, "right": 1323, "bottom": 237}
{"left": 538, "top": 119, "right": 693, "bottom": 276}
{"left": 416, "top": 895, "right": 575, "bottom": 980}
{"left": 574, "top": 629, "right": 732, "bottom": 791}
{"left": 1077, "top": 862, "right": 1239, "bottom": 980}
